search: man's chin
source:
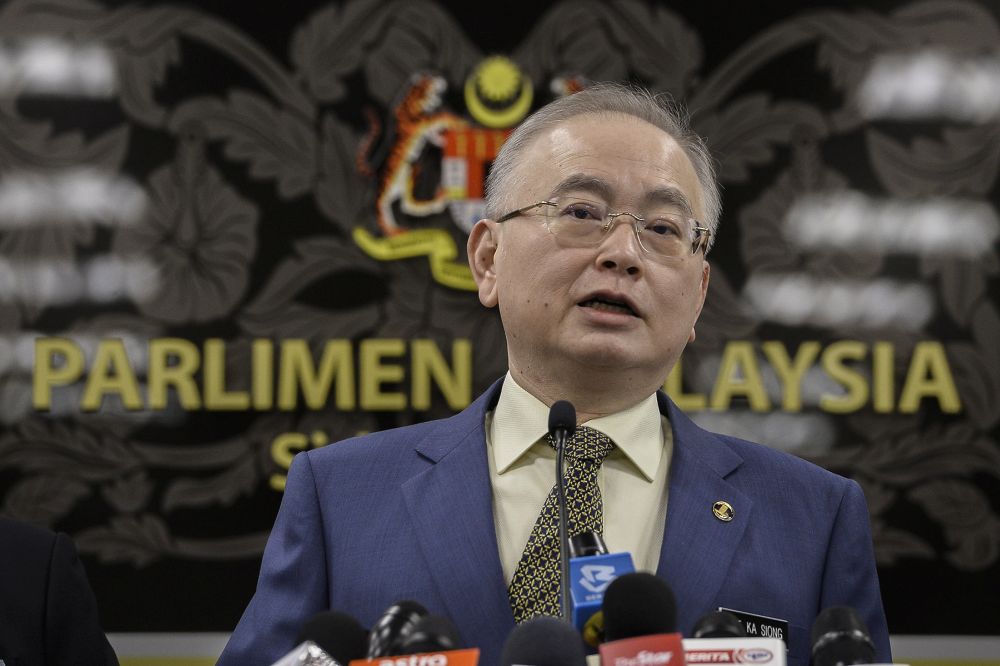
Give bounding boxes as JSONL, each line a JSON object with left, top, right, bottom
{"left": 560, "top": 343, "right": 657, "bottom": 374}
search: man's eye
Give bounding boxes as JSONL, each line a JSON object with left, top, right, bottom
{"left": 648, "top": 221, "right": 681, "bottom": 236}
{"left": 563, "top": 204, "right": 600, "bottom": 220}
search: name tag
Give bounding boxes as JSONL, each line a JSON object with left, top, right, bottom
{"left": 718, "top": 607, "right": 790, "bottom": 646}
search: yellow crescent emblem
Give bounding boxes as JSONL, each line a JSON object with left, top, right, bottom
{"left": 464, "top": 56, "right": 533, "bottom": 129}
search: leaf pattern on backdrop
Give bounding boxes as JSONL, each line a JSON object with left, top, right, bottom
{"left": 910, "top": 480, "right": 1000, "bottom": 571}
{"left": 947, "top": 303, "right": 1000, "bottom": 430}
{"left": 1, "top": 475, "right": 91, "bottom": 526}
{"left": 868, "top": 125, "right": 1000, "bottom": 198}
{"left": 0, "top": 0, "right": 994, "bottom": 580}
{"left": 112, "top": 128, "right": 258, "bottom": 324}
{"left": 514, "top": 0, "right": 701, "bottom": 96}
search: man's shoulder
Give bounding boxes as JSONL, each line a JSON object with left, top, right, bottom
{"left": 305, "top": 379, "right": 501, "bottom": 470}
{"left": 312, "top": 415, "right": 466, "bottom": 462}
{"left": 666, "top": 397, "right": 855, "bottom": 497}
{"left": 714, "top": 430, "right": 849, "bottom": 487}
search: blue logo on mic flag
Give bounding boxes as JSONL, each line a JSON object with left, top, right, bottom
{"left": 569, "top": 552, "right": 635, "bottom": 631}
{"left": 579, "top": 563, "right": 619, "bottom": 595}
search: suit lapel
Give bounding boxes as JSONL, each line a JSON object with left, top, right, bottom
{"left": 397, "top": 384, "right": 750, "bottom": 644}
{"left": 656, "top": 394, "right": 753, "bottom": 634}
{"left": 400, "top": 381, "right": 513, "bottom": 648}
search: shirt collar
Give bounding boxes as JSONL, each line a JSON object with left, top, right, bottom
{"left": 490, "top": 372, "right": 663, "bottom": 481}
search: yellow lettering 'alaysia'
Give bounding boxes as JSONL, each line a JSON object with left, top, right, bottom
{"left": 762, "top": 341, "right": 820, "bottom": 411}
{"left": 664, "top": 358, "right": 707, "bottom": 411}
{"left": 819, "top": 341, "right": 869, "bottom": 413}
{"left": 899, "top": 341, "right": 961, "bottom": 413}
{"left": 710, "top": 341, "right": 770, "bottom": 411}
{"left": 873, "top": 342, "right": 894, "bottom": 413}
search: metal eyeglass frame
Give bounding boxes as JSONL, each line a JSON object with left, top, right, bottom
{"left": 495, "top": 199, "right": 712, "bottom": 257}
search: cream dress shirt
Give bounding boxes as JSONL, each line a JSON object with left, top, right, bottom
{"left": 485, "top": 373, "right": 673, "bottom": 584}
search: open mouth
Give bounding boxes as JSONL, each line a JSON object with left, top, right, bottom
{"left": 579, "top": 296, "right": 638, "bottom": 317}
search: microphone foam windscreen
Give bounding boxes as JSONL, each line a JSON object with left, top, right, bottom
{"left": 810, "top": 606, "right": 875, "bottom": 666}
{"left": 501, "top": 616, "right": 587, "bottom": 666}
{"left": 692, "top": 610, "right": 747, "bottom": 638}
{"left": 602, "top": 572, "right": 677, "bottom": 641}
{"left": 295, "top": 610, "right": 369, "bottom": 665}
{"left": 393, "top": 614, "right": 463, "bottom": 654}
{"left": 548, "top": 400, "right": 576, "bottom": 435}
{"left": 368, "top": 600, "right": 429, "bottom": 657}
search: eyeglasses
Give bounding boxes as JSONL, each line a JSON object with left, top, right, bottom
{"left": 495, "top": 197, "right": 711, "bottom": 259}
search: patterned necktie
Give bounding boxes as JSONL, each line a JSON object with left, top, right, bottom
{"left": 507, "top": 426, "right": 616, "bottom": 623}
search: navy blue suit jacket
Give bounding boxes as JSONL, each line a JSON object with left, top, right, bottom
{"left": 220, "top": 380, "right": 890, "bottom": 666}
{"left": 0, "top": 518, "right": 118, "bottom": 666}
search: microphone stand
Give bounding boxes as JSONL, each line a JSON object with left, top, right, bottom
{"left": 554, "top": 425, "right": 571, "bottom": 621}
{"left": 548, "top": 399, "right": 576, "bottom": 623}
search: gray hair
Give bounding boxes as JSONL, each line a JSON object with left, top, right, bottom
{"left": 484, "top": 82, "right": 721, "bottom": 249}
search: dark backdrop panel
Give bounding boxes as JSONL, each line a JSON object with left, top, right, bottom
{"left": 0, "top": 0, "right": 997, "bottom": 635}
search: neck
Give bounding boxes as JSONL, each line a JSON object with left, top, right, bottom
{"left": 508, "top": 362, "right": 665, "bottom": 423}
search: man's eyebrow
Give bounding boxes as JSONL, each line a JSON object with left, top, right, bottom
{"left": 644, "top": 187, "right": 695, "bottom": 216}
{"left": 550, "top": 176, "right": 696, "bottom": 217}
{"left": 549, "top": 175, "right": 614, "bottom": 201}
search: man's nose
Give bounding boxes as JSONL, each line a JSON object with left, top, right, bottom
{"left": 595, "top": 218, "right": 643, "bottom": 276}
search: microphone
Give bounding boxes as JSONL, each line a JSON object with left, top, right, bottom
{"left": 602, "top": 572, "right": 677, "bottom": 641}
{"left": 810, "top": 606, "right": 876, "bottom": 666}
{"left": 567, "top": 531, "right": 634, "bottom": 641}
{"left": 500, "top": 616, "right": 587, "bottom": 666}
{"left": 548, "top": 399, "right": 576, "bottom": 620}
{"left": 366, "top": 600, "right": 428, "bottom": 658}
{"left": 350, "top": 615, "right": 480, "bottom": 666}
{"left": 596, "top": 573, "right": 684, "bottom": 666}
{"left": 271, "top": 643, "right": 340, "bottom": 666}
{"left": 272, "top": 610, "right": 368, "bottom": 666}
{"left": 391, "top": 615, "right": 462, "bottom": 654}
{"left": 691, "top": 610, "right": 746, "bottom": 638}
{"left": 684, "top": 610, "right": 786, "bottom": 666}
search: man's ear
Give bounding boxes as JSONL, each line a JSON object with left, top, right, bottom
{"left": 467, "top": 219, "right": 500, "bottom": 307}
{"left": 688, "top": 260, "right": 711, "bottom": 344}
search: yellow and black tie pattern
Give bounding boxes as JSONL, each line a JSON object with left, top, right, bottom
{"left": 507, "top": 426, "right": 616, "bottom": 623}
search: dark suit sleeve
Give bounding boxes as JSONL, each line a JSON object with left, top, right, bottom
{"left": 44, "top": 532, "right": 119, "bottom": 666}
{"left": 820, "top": 479, "right": 891, "bottom": 662}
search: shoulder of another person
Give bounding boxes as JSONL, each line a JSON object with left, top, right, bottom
{"left": 0, "top": 518, "right": 58, "bottom": 564}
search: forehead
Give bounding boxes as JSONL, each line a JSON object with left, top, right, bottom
{"left": 515, "top": 112, "right": 705, "bottom": 219}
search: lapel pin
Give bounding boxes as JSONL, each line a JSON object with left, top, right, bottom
{"left": 713, "top": 500, "right": 734, "bottom": 522}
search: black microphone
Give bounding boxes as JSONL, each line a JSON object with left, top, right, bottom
{"left": 391, "top": 614, "right": 463, "bottom": 654}
{"left": 811, "top": 606, "right": 876, "bottom": 666}
{"left": 500, "top": 615, "right": 587, "bottom": 666}
{"left": 366, "top": 600, "right": 429, "bottom": 657}
{"left": 692, "top": 610, "right": 748, "bottom": 638}
{"left": 548, "top": 400, "right": 576, "bottom": 439}
{"left": 548, "top": 399, "right": 576, "bottom": 619}
{"left": 596, "top": 573, "right": 684, "bottom": 665}
{"left": 602, "top": 572, "right": 677, "bottom": 641}
{"left": 271, "top": 610, "right": 368, "bottom": 666}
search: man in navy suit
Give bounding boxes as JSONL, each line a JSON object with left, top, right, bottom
{"left": 219, "top": 83, "right": 890, "bottom": 665}
{"left": 0, "top": 518, "right": 119, "bottom": 665}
